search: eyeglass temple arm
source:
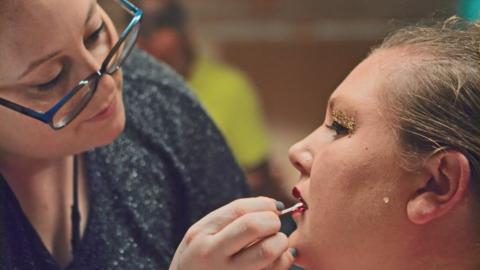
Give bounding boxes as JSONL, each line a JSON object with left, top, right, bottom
{"left": 0, "top": 97, "right": 51, "bottom": 123}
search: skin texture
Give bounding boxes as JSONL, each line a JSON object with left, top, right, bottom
{"left": 288, "top": 48, "right": 479, "bottom": 270}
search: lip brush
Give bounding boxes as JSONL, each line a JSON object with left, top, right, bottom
{"left": 280, "top": 202, "right": 304, "bottom": 216}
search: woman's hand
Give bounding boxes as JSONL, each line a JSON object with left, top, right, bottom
{"left": 169, "top": 197, "right": 295, "bottom": 270}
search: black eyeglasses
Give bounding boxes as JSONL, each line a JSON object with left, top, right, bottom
{"left": 0, "top": 0, "right": 143, "bottom": 130}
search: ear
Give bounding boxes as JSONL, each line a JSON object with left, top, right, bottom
{"left": 407, "top": 151, "right": 471, "bottom": 225}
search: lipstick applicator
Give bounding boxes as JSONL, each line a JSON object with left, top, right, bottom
{"left": 280, "top": 202, "right": 306, "bottom": 216}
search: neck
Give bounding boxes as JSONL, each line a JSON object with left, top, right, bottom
{"left": 403, "top": 204, "right": 480, "bottom": 270}
{"left": 0, "top": 154, "right": 87, "bottom": 267}
{"left": 0, "top": 155, "right": 73, "bottom": 206}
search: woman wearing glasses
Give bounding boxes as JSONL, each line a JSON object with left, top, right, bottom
{"left": 0, "top": 0, "right": 293, "bottom": 269}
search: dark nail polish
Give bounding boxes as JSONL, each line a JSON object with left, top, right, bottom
{"left": 289, "top": 248, "right": 298, "bottom": 257}
{"left": 275, "top": 201, "right": 285, "bottom": 211}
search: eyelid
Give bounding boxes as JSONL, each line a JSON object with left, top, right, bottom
{"left": 85, "top": 21, "right": 106, "bottom": 43}
{"left": 331, "top": 110, "right": 356, "bottom": 132}
{"left": 35, "top": 68, "right": 64, "bottom": 91}
{"left": 326, "top": 110, "right": 356, "bottom": 137}
{"left": 326, "top": 120, "right": 350, "bottom": 136}
{"left": 30, "top": 22, "right": 105, "bottom": 92}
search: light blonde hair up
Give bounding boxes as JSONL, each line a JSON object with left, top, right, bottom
{"left": 375, "top": 17, "right": 480, "bottom": 194}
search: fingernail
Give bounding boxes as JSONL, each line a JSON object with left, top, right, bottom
{"left": 289, "top": 248, "right": 298, "bottom": 257}
{"left": 275, "top": 201, "right": 285, "bottom": 211}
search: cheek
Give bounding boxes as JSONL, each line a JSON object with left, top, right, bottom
{"left": 305, "top": 139, "right": 404, "bottom": 243}
{"left": 308, "top": 131, "right": 402, "bottom": 205}
{"left": 0, "top": 111, "right": 63, "bottom": 158}
{"left": 309, "top": 139, "right": 383, "bottom": 201}
{"left": 0, "top": 73, "right": 125, "bottom": 160}
{"left": 114, "top": 69, "right": 123, "bottom": 90}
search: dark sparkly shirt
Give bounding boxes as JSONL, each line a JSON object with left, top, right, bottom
{"left": 0, "top": 49, "right": 250, "bottom": 270}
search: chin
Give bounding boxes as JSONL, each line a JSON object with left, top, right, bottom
{"left": 290, "top": 228, "right": 329, "bottom": 269}
{"left": 289, "top": 230, "right": 309, "bottom": 268}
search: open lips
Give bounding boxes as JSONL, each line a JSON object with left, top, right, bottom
{"left": 291, "top": 187, "right": 308, "bottom": 214}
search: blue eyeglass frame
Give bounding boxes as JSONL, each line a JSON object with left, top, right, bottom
{"left": 0, "top": 0, "right": 143, "bottom": 130}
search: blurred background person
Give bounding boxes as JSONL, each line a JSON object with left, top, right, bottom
{"left": 134, "top": 0, "right": 291, "bottom": 203}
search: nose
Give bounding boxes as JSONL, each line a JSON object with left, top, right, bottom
{"left": 288, "top": 139, "right": 313, "bottom": 176}
{"left": 76, "top": 50, "right": 103, "bottom": 80}
{"left": 79, "top": 44, "right": 119, "bottom": 94}
{"left": 96, "top": 72, "right": 118, "bottom": 95}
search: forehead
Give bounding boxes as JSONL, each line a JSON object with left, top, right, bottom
{"left": 0, "top": 0, "right": 94, "bottom": 82}
{"left": 329, "top": 49, "right": 405, "bottom": 111}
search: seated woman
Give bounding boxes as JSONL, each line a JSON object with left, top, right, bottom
{"left": 286, "top": 17, "right": 480, "bottom": 270}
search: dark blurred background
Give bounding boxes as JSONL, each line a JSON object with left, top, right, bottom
{"left": 101, "top": 0, "right": 457, "bottom": 198}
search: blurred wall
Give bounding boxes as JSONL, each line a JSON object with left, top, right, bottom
{"left": 179, "top": 0, "right": 455, "bottom": 124}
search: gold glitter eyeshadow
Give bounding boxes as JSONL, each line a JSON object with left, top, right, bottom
{"left": 331, "top": 110, "right": 356, "bottom": 133}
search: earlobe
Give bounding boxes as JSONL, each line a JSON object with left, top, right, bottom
{"left": 407, "top": 190, "right": 441, "bottom": 224}
{"left": 406, "top": 151, "right": 471, "bottom": 225}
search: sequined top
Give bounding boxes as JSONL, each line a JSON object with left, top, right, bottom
{"left": 0, "top": 49, "right": 250, "bottom": 270}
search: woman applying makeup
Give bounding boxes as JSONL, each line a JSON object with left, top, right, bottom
{"left": 0, "top": 0, "right": 293, "bottom": 269}
{"left": 288, "top": 17, "right": 480, "bottom": 270}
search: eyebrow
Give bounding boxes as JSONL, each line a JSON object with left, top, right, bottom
{"left": 85, "top": 1, "right": 96, "bottom": 26}
{"left": 328, "top": 96, "right": 337, "bottom": 112}
{"left": 18, "top": 51, "right": 61, "bottom": 79}
{"left": 328, "top": 96, "right": 353, "bottom": 115}
{"left": 18, "top": 2, "right": 97, "bottom": 80}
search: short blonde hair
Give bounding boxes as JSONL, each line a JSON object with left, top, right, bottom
{"left": 376, "top": 17, "right": 480, "bottom": 192}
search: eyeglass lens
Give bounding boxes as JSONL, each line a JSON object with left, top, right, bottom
{"left": 52, "top": 19, "right": 141, "bottom": 128}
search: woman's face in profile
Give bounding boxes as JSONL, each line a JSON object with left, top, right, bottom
{"left": 0, "top": 0, "right": 126, "bottom": 160}
{"left": 288, "top": 49, "right": 421, "bottom": 269}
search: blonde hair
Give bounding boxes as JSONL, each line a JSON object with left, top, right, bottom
{"left": 375, "top": 17, "right": 480, "bottom": 193}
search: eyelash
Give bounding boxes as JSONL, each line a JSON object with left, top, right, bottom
{"left": 36, "top": 69, "right": 64, "bottom": 92}
{"left": 35, "top": 22, "right": 106, "bottom": 92}
{"left": 85, "top": 21, "right": 106, "bottom": 45}
{"left": 326, "top": 121, "right": 350, "bottom": 137}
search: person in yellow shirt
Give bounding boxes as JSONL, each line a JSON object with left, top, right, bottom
{"left": 189, "top": 57, "right": 269, "bottom": 171}
{"left": 136, "top": 0, "right": 290, "bottom": 202}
